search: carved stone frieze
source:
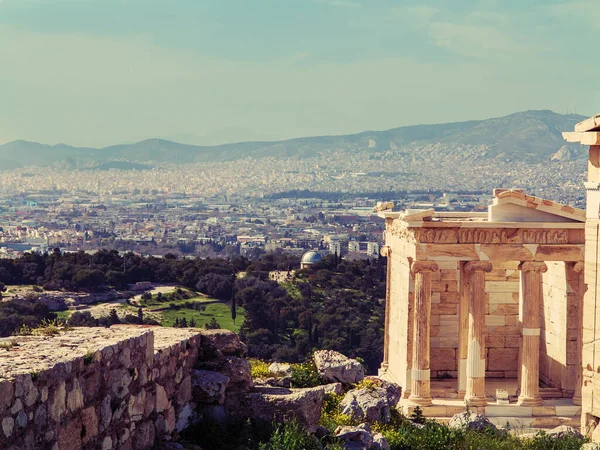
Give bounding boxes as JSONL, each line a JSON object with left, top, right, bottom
{"left": 415, "top": 227, "right": 571, "bottom": 244}
{"left": 387, "top": 220, "right": 417, "bottom": 243}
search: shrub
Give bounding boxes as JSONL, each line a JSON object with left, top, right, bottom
{"left": 249, "top": 359, "right": 271, "bottom": 379}
{"left": 259, "top": 422, "right": 322, "bottom": 450}
{"left": 290, "top": 360, "right": 325, "bottom": 388}
{"left": 319, "top": 393, "right": 356, "bottom": 432}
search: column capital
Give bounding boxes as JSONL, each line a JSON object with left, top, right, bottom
{"left": 411, "top": 261, "right": 439, "bottom": 274}
{"left": 572, "top": 261, "right": 585, "bottom": 273}
{"left": 380, "top": 246, "right": 392, "bottom": 257}
{"left": 518, "top": 261, "right": 548, "bottom": 273}
{"left": 464, "top": 261, "right": 493, "bottom": 273}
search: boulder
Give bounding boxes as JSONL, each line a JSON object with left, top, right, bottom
{"left": 254, "top": 376, "right": 292, "bottom": 388}
{"left": 220, "top": 357, "right": 253, "bottom": 392}
{"left": 226, "top": 386, "right": 325, "bottom": 433}
{"left": 201, "top": 329, "right": 247, "bottom": 358}
{"left": 546, "top": 425, "right": 584, "bottom": 440}
{"left": 363, "top": 377, "right": 401, "bottom": 406}
{"left": 314, "top": 350, "right": 364, "bottom": 384}
{"left": 191, "top": 370, "right": 230, "bottom": 404}
{"left": 334, "top": 423, "right": 373, "bottom": 450}
{"left": 372, "top": 433, "right": 391, "bottom": 450}
{"left": 321, "top": 383, "right": 344, "bottom": 396}
{"left": 339, "top": 387, "right": 393, "bottom": 424}
{"left": 448, "top": 412, "right": 497, "bottom": 432}
{"left": 268, "top": 362, "right": 292, "bottom": 375}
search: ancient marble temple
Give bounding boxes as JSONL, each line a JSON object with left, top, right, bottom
{"left": 379, "top": 113, "right": 600, "bottom": 437}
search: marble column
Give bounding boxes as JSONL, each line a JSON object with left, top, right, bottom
{"left": 518, "top": 261, "right": 547, "bottom": 407}
{"left": 464, "top": 261, "right": 493, "bottom": 407}
{"left": 381, "top": 246, "right": 392, "bottom": 372}
{"left": 572, "top": 261, "right": 584, "bottom": 406}
{"left": 408, "top": 261, "right": 439, "bottom": 406}
{"left": 457, "top": 262, "right": 470, "bottom": 397}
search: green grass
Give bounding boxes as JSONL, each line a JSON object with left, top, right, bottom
{"left": 161, "top": 302, "right": 245, "bottom": 332}
{"left": 146, "top": 295, "right": 219, "bottom": 310}
{"left": 54, "top": 310, "right": 72, "bottom": 321}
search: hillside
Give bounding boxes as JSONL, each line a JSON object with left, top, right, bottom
{"left": 0, "top": 110, "right": 587, "bottom": 168}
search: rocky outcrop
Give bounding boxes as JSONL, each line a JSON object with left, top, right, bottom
{"left": 448, "top": 411, "right": 497, "bottom": 432}
{"left": 191, "top": 370, "right": 229, "bottom": 404}
{"left": 226, "top": 386, "right": 325, "bottom": 432}
{"left": 313, "top": 350, "right": 364, "bottom": 385}
{"left": 335, "top": 423, "right": 390, "bottom": 450}
{"left": 546, "top": 425, "right": 584, "bottom": 440}
{"left": 339, "top": 378, "right": 401, "bottom": 424}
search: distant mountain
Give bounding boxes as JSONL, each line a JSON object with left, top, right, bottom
{"left": 0, "top": 110, "right": 588, "bottom": 168}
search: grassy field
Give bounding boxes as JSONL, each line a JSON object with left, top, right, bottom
{"left": 161, "top": 302, "right": 245, "bottom": 332}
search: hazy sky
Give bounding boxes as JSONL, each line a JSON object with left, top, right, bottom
{"left": 0, "top": 0, "right": 598, "bottom": 147}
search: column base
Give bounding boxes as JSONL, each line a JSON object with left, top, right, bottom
{"left": 517, "top": 396, "right": 543, "bottom": 406}
{"left": 464, "top": 395, "right": 487, "bottom": 407}
{"left": 572, "top": 395, "right": 582, "bottom": 406}
{"left": 407, "top": 395, "right": 433, "bottom": 407}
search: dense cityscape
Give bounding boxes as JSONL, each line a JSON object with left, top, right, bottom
{"left": 0, "top": 150, "right": 587, "bottom": 259}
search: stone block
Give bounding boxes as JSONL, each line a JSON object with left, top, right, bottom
{"left": 430, "top": 348, "right": 456, "bottom": 371}
{"left": 431, "top": 304, "right": 457, "bottom": 315}
{"left": 441, "top": 292, "right": 459, "bottom": 304}
{"left": 485, "top": 315, "right": 506, "bottom": 327}
{"left": 57, "top": 416, "right": 82, "bottom": 450}
{"left": 487, "top": 348, "right": 518, "bottom": 371}
{"left": 486, "top": 335, "right": 505, "bottom": 348}
{"left": 81, "top": 406, "right": 99, "bottom": 445}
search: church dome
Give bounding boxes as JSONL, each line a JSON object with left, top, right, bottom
{"left": 301, "top": 250, "right": 323, "bottom": 267}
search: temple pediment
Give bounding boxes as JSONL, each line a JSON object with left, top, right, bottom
{"left": 488, "top": 189, "right": 585, "bottom": 223}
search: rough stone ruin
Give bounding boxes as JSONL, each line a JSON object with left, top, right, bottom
{"left": 0, "top": 326, "right": 253, "bottom": 449}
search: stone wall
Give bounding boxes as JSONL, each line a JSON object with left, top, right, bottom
{"left": 0, "top": 325, "right": 248, "bottom": 450}
{"left": 428, "top": 261, "right": 521, "bottom": 379}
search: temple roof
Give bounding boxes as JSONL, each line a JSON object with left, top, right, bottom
{"left": 563, "top": 113, "right": 600, "bottom": 144}
{"left": 379, "top": 189, "right": 584, "bottom": 226}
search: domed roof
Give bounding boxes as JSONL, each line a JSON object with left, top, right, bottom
{"left": 301, "top": 250, "right": 323, "bottom": 265}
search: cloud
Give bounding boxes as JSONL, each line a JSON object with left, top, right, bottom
{"left": 428, "top": 22, "right": 521, "bottom": 58}
{"left": 548, "top": 0, "right": 600, "bottom": 29}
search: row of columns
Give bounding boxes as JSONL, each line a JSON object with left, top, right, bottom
{"left": 407, "top": 259, "right": 557, "bottom": 407}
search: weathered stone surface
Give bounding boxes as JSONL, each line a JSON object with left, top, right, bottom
{"left": 220, "top": 357, "right": 253, "bottom": 392}
{"left": 546, "top": 425, "right": 584, "bottom": 440}
{"left": 201, "top": 329, "right": 247, "bottom": 357}
{"left": 334, "top": 424, "right": 373, "bottom": 450}
{"left": 268, "top": 362, "right": 291, "bottom": 375}
{"left": 0, "top": 326, "right": 254, "bottom": 450}
{"left": 2, "top": 417, "right": 14, "bottom": 438}
{"left": 192, "top": 369, "right": 230, "bottom": 404}
{"left": 57, "top": 417, "right": 82, "bottom": 450}
{"left": 339, "top": 387, "right": 393, "bottom": 424}
{"left": 49, "top": 381, "right": 67, "bottom": 422}
{"left": 372, "top": 433, "right": 391, "bottom": 450}
{"left": 156, "top": 384, "right": 169, "bottom": 413}
{"left": 448, "top": 412, "right": 497, "bottom": 432}
{"left": 0, "top": 382, "right": 14, "bottom": 414}
{"left": 133, "top": 421, "right": 155, "bottom": 450}
{"left": 227, "top": 386, "right": 325, "bottom": 432}
{"left": 81, "top": 406, "right": 99, "bottom": 445}
{"left": 313, "top": 350, "right": 365, "bottom": 384}
{"left": 363, "top": 377, "right": 402, "bottom": 406}
{"left": 321, "top": 382, "right": 344, "bottom": 396}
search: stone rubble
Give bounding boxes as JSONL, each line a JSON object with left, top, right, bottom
{"left": 313, "top": 350, "right": 365, "bottom": 385}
